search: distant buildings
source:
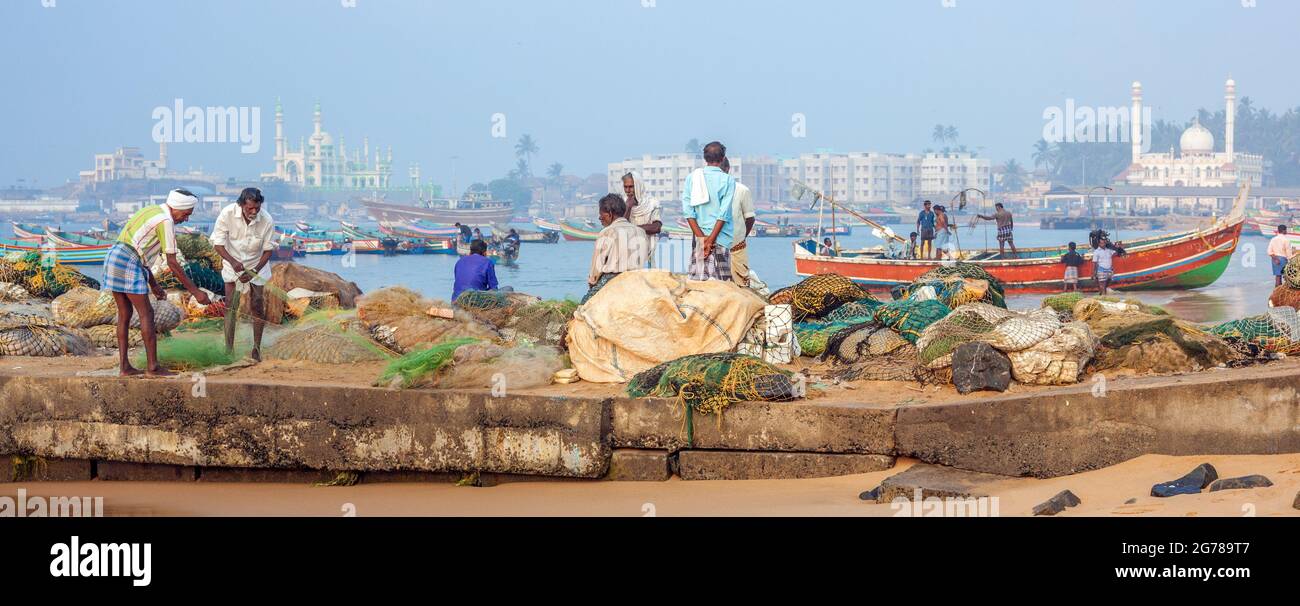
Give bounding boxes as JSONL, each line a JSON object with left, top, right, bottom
{"left": 609, "top": 150, "right": 991, "bottom": 208}
{"left": 261, "top": 101, "right": 395, "bottom": 190}
{"left": 1116, "top": 79, "right": 1266, "bottom": 188}
{"left": 79, "top": 144, "right": 169, "bottom": 185}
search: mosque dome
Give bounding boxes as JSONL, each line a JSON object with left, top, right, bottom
{"left": 1180, "top": 120, "right": 1214, "bottom": 155}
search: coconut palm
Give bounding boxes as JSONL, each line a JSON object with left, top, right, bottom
{"left": 1000, "top": 159, "right": 1027, "bottom": 192}
{"left": 944, "top": 125, "right": 959, "bottom": 144}
{"left": 684, "top": 138, "right": 701, "bottom": 154}
{"left": 932, "top": 124, "right": 946, "bottom": 145}
{"left": 514, "top": 134, "right": 539, "bottom": 173}
{"left": 547, "top": 162, "right": 564, "bottom": 181}
{"left": 1031, "top": 139, "right": 1058, "bottom": 172}
{"left": 508, "top": 158, "right": 531, "bottom": 180}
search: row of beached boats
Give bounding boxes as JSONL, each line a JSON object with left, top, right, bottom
{"left": 529, "top": 217, "right": 851, "bottom": 242}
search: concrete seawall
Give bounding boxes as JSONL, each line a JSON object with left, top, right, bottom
{"left": 2, "top": 362, "right": 1298, "bottom": 482}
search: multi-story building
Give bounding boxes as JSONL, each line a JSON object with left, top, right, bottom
{"left": 261, "top": 101, "right": 395, "bottom": 190}
{"left": 78, "top": 144, "right": 169, "bottom": 184}
{"left": 781, "top": 151, "right": 989, "bottom": 205}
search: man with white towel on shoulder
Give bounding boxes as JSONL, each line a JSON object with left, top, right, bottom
{"left": 681, "top": 141, "right": 736, "bottom": 282}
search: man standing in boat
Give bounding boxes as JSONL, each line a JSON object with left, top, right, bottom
{"left": 721, "top": 158, "right": 756, "bottom": 286}
{"left": 620, "top": 171, "right": 662, "bottom": 267}
{"left": 1268, "top": 225, "right": 1293, "bottom": 287}
{"left": 933, "top": 204, "right": 952, "bottom": 260}
{"left": 682, "top": 141, "right": 735, "bottom": 281}
{"left": 915, "top": 200, "right": 936, "bottom": 259}
{"left": 977, "top": 202, "right": 1018, "bottom": 258}
{"left": 211, "top": 187, "right": 276, "bottom": 360}
{"left": 1091, "top": 236, "right": 1122, "bottom": 295}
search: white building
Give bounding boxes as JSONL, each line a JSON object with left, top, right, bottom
{"left": 782, "top": 151, "right": 989, "bottom": 205}
{"left": 0, "top": 197, "right": 80, "bottom": 213}
{"left": 607, "top": 154, "right": 784, "bottom": 207}
{"left": 1117, "top": 79, "right": 1266, "bottom": 188}
{"left": 79, "top": 144, "right": 169, "bottom": 184}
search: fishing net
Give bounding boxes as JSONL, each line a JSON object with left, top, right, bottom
{"left": 85, "top": 324, "right": 142, "bottom": 348}
{"left": 377, "top": 337, "right": 481, "bottom": 389}
{"left": 127, "top": 299, "right": 184, "bottom": 333}
{"left": 581, "top": 273, "right": 618, "bottom": 305}
{"left": 157, "top": 261, "right": 225, "bottom": 294}
{"left": 1285, "top": 253, "right": 1300, "bottom": 289}
{"left": 915, "top": 303, "right": 1060, "bottom": 368}
{"left": 795, "top": 320, "right": 867, "bottom": 358}
{"left": 1209, "top": 306, "right": 1300, "bottom": 356}
{"left": 437, "top": 342, "right": 567, "bottom": 390}
{"left": 506, "top": 299, "right": 578, "bottom": 346}
{"left": 1042, "top": 293, "right": 1085, "bottom": 314}
{"left": 892, "top": 263, "right": 1007, "bottom": 308}
{"left": 456, "top": 290, "right": 539, "bottom": 328}
{"left": 51, "top": 287, "right": 117, "bottom": 328}
{"left": 265, "top": 311, "right": 395, "bottom": 364}
{"left": 0, "top": 312, "right": 94, "bottom": 356}
{"left": 132, "top": 333, "right": 243, "bottom": 371}
{"left": 1005, "top": 321, "right": 1097, "bottom": 385}
{"left": 824, "top": 298, "right": 883, "bottom": 323}
{"left": 175, "top": 233, "right": 223, "bottom": 271}
{"left": 358, "top": 287, "right": 498, "bottom": 353}
{"left": 1268, "top": 285, "right": 1300, "bottom": 310}
{"left": 0, "top": 253, "right": 100, "bottom": 299}
{"left": 769, "top": 274, "right": 873, "bottom": 321}
{"left": 625, "top": 353, "right": 799, "bottom": 415}
{"left": 873, "top": 299, "right": 952, "bottom": 344}
{"left": 820, "top": 322, "right": 933, "bottom": 383}
{"left": 0, "top": 282, "right": 29, "bottom": 302}
{"left": 1089, "top": 313, "right": 1241, "bottom": 374}
{"left": 258, "top": 263, "right": 363, "bottom": 325}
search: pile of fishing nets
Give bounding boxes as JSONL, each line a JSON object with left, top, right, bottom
{"left": 873, "top": 299, "right": 952, "bottom": 344}
{"left": 377, "top": 337, "right": 480, "bottom": 388}
{"left": 1041, "top": 292, "right": 1085, "bottom": 315}
{"left": 625, "top": 353, "right": 800, "bottom": 415}
{"left": 821, "top": 322, "right": 934, "bottom": 383}
{"left": 891, "top": 263, "right": 1007, "bottom": 308}
{"left": 157, "top": 261, "right": 224, "bottom": 294}
{"left": 0, "top": 253, "right": 100, "bottom": 299}
{"left": 0, "top": 282, "right": 30, "bottom": 302}
{"left": 455, "top": 289, "right": 541, "bottom": 329}
{"left": 357, "top": 287, "right": 497, "bottom": 354}
{"left": 85, "top": 324, "right": 142, "bottom": 348}
{"left": 1209, "top": 306, "right": 1300, "bottom": 356}
{"left": 1284, "top": 252, "right": 1300, "bottom": 289}
{"left": 769, "top": 274, "right": 874, "bottom": 321}
{"left": 795, "top": 319, "right": 866, "bottom": 357}
{"left": 505, "top": 299, "right": 578, "bottom": 347}
{"left": 1072, "top": 297, "right": 1240, "bottom": 373}
{"left": 0, "top": 312, "right": 94, "bottom": 357}
{"left": 1268, "top": 254, "right": 1300, "bottom": 309}
{"left": 49, "top": 286, "right": 183, "bottom": 336}
{"left": 824, "top": 298, "right": 883, "bottom": 323}
{"left": 914, "top": 303, "right": 1097, "bottom": 385}
{"left": 265, "top": 310, "right": 395, "bottom": 364}
{"left": 436, "top": 341, "right": 566, "bottom": 390}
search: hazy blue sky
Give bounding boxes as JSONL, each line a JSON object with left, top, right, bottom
{"left": 2, "top": 0, "right": 1298, "bottom": 191}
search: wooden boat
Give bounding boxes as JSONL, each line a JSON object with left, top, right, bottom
{"left": 10, "top": 223, "right": 46, "bottom": 242}
{"left": 490, "top": 223, "right": 558, "bottom": 243}
{"left": 45, "top": 229, "right": 113, "bottom": 248}
{"left": 545, "top": 219, "right": 600, "bottom": 241}
{"left": 794, "top": 185, "right": 1252, "bottom": 294}
{"left": 0, "top": 237, "right": 110, "bottom": 265}
{"left": 362, "top": 192, "right": 514, "bottom": 225}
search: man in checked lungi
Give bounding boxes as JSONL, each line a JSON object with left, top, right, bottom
{"left": 681, "top": 141, "right": 736, "bottom": 281}
{"left": 103, "top": 189, "right": 213, "bottom": 376}
{"left": 977, "top": 202, "right": 1019, "bottom": 259}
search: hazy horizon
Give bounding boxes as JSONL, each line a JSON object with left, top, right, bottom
{"left": 3, "top": 0, "right": 1298, "bottom": 190}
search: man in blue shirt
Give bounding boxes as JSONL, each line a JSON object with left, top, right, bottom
{"left": 452, "top": 239, "right": 499, "bottom": 302}
{"left": 681, "top": 141, "right": 735, "bottom": 281}
{"left": 915, "top": 200, "right": 936, "bottom": 260}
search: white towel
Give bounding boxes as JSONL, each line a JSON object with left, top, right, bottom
{"left": 687, "top": 168, "right": 712, "bottom": 207}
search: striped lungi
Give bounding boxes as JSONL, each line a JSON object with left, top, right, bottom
{"left": 102, "top": 242, "right": 149, "bottom": 295}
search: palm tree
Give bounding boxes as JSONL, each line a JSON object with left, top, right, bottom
{"left": 1031, "top": 139, "right": 1055, "bottom": 171}
{"left": 508, "top": 158, "right": 531, "bottom": 180}
{"left": 1000, "top": 159, "right": 1027, "bottom": 192}
{"left": 684, "top": 138, "right": 701, "bottom": 154}
{"left": 547, "top": 162, "right": 563, "bottom": 181}
{"left": 932, "top": 125, "right": 946, "bottom": 145}
{"left": 514, "top": 134, "right": 539, "bottom": 173}
{"left": 944, "top": 125, "right": 959, "bottom": 144}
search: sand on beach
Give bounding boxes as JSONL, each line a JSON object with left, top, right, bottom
{"left": 8, "top": 454, "right": 1300, "bottom": 517}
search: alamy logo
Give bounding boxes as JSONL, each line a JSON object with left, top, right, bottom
{"left": 1042, "top": 99, "right": 1151, "bottom": 152}
{"left": 1, "top": 488, "right": 103, "bottom": 517}
{"left": 152, "top": 98, "right": 262, "bottom": 154}
{"left": 50, "top": 536, "right": 152, "bottom": 587}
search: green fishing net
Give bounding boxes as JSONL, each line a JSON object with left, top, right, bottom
{"left": 873, "top": 299, "right": 951, "bottom": 344}
{"left": 0, "top": 253, "right": 100, "bottom": 299}
{"left": 377, "top": 337, "right": 481, "bottom": 388}
{"left": 824, "top": 298, "right": 883, "bottom": 323}
{"left": 625, "top": 352, "right": 798, "bottom": 415}
{"left": 1209, "top": 307, "right": 1300, "bottom": 355}
{"left": 892, "top": 263, "right": 1007, "bottom": 308}
{"left": 795, "top": 320, "right": 867, "bottom": 357}
{"left": 131, "top": 333, "right": 244, "bottom": 371}
{"left": 769, "top": 274, "right": 874, "bottom": 321}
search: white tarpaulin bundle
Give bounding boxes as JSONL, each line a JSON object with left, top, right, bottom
{"left": 566, "top": 270, "right": 767, "bottom": 383}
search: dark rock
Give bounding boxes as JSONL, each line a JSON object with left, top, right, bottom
{"left": 1208, "top": 475, "right": 1273, "bottom": 492}
{"left": 1293, "top": 491, "right": 1300, "bottom": 510}
{"left": 1032, "top": 489, "right": 1082, "bottom": 516}
{"left": 859, "top": 487, "right": 881, "bottom": 501}
{"left": 950, "top": 342, "right": 1012, "bottom": 394}
{"left": 1150, "top": 463, "right": 1218, "bottom": 498}
{"left": 1124, "top": 498, "right": 1137, "bottom": 505}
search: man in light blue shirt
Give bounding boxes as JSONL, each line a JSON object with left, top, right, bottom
{"left": 681, "top": 141, "right": 735, "bottom": 281}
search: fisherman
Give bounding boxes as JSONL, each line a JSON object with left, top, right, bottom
{"left": 906, "top": 232, "right": 919, "bottom": 259}
{"left": 1060, "top": 241, "right": 1085, "bottom": 292}
{"left": 211, "top": 187, "right": 276, "bottom": 360}
{"left": 1091, "top": 236, "right": 1122, "bottom": 295}
{"left": 720, "top": 158, "right": 756, "bottom": 286}
{"left": 620, "top": 171, "right": 662, "bottom": 266}
{"left": 472, "top": 227, "right": 483, "bottom": 242}
{"left": 916, "top": 200, "right": 936, "bottom": 259}
{"left": 818, "top": 237, "right": 836, "bottom": 257}
{"left": 584, "top": 194, "right": 645, "bottom": 302}
{"left": 1268, "top": 225, "right": 1293, "bottom": 287}
{"left": 977, "top": 202, "right": 1018, "bottom": 258}
{"left": 933, "top": 204, "right": 952, "bottom": 259}
{"left": 681, "top": 141, "right": 735, "bottom": 281}
{"left": 103, "top": 189, "right": 212, "bottom": 377}
{"left": 452, "top": 239, "right": 499, "bottom": 302}
{"left": 455, "top": 222, "right": 472, "bottom": 244}
{"left": 505, "top": 228, "right": 521, "bottom": 246}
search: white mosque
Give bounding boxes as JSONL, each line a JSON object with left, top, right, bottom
{"left": 1117, "top": 79, "right": 1266, "bottom": 188}
{"left": 261, "top": 100, "right": 395, "bottom": 190}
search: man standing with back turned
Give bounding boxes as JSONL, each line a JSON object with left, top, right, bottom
{"left": 681, "top": 141, "right": 736, "bottom": 282}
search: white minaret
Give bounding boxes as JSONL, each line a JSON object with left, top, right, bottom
{"left": 1131, "top": 81, "right": 1143, "bottom": 166}
{"left": 1225, "top": 78, "right": 1236, "bottom": 160}
{"left": 274, "top": 98, "right": 284, "bottom": 175}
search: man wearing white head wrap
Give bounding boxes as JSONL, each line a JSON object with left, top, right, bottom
{"left": 104, "top": 188, "right": 212, "bottom": 376}
{"left": 620, "top": 171, "right": 661, "bottom": 265}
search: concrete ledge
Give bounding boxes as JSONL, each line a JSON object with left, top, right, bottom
{"left": 678, "top": 450, "right": 895, "bottom": 481}
{"left": 605, "top": 449, "right": 671, "bottom": 482}
{"left": 97, "top": 461, "right": 196, "bottom": 482}
{"left": 2, "top": 457, "right": 93, "bottom": 482}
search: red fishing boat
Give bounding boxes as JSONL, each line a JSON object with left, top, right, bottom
{"left": 793, "top": 184, "right": 1250, "bottom": 294}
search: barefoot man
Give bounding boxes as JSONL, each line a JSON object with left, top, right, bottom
{"left": 212, "top": 187, "right": 276, "bottom": 360}
{"left": 103, "top": 189, "right": 212, "bottom": 376}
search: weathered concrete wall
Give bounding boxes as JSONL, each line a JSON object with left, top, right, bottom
{"left": 0, "top": 375, "right": 611, "bottom": 479}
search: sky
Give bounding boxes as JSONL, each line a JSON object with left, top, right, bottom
{"left": 2, "top": 0, "right": 1298, "bottom": 192}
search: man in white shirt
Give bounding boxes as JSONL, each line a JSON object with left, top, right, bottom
{"left": 584, "top": 194, "right": 647, "bottom": 303}
{"left": 620, "top": 171, "right": 662, "bottom": 265}
{"left": 721, "top": 157, "right": 756, "bottom": 286}
{"left": 1091, "top": 237, "right": 1121, "bottom": 295}
{"left": 1268, "top": 225, "right": 1294, "bottom": 287}
{"left": 211, "top": 187, "right": 277, "bottom": 359}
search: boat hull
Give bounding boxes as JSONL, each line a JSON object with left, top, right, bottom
{"left": 794, "top": 220, "right": 1244, "bottom": 294}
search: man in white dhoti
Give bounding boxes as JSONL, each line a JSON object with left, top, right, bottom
{"left": 211, "top": 187, "right": 276, "bottom": 359}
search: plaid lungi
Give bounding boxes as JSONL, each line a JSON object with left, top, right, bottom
{"left": 103, "top": 242, "right": 149, "bottom": 295}
{"left": 997, "top": 224, "right": 1014, "bottom": 242}
{"left": 688, "top": 246, "right": 732, "bottom": 282}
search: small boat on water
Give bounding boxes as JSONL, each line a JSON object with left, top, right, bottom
{"left": 45, "top": 229, "right": 114, "bottom": 248}
{"left": 362, "top": 192, "right": 515, "bottom": 225}
{"left": 489, "top": 223, "right": 558, "bottom": 243}
{"left": 11, "top": 223, "right": 47, "bottom": 242}
{"left": 0, "top": 237, "right": 110, "bottom": 265}
{"left": 794, "top": 184, "right": 1252, "bottom": 294}
{"left": 533, "top": 218, "right": 599, "bottom": 241}
{"left": 373, "top": 221, "right": 460, "bottom": 254}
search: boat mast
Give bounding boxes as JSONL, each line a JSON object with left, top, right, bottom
{"left": 789, "top": 179, "right": 904, "bottom": 244}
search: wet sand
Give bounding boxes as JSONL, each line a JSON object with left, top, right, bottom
{"left": 10, "top": 454, "right": 1299, "bottom": 517}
